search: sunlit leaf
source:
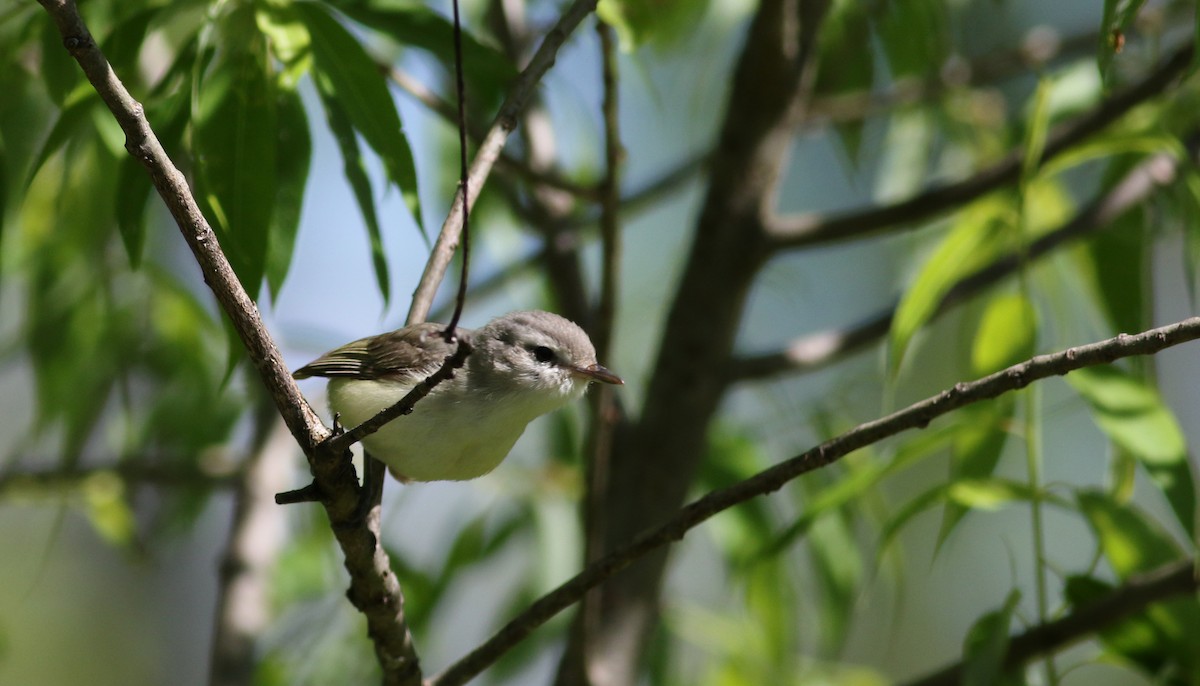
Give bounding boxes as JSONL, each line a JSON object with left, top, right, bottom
{"left": 331, "top": 0, "right": 516, "bottom": 108}
{"left": 876, "top": 0, "right": 949, "bottom": 78}
{"left": 890, "top": 197, "right": 1015, "bottom": 374}
{"left": 1069, "top": 366, "right": 1196, "bottom": 537}
{"left": 971, "top": 294, "right": 1037, "bottom": 376}
{"left": 83, "top": 471, "right": 137, "bottom": 548}
{"left": 297, "top": 2, "right": 421, "bottom": 231}
{"left": 1021, "top": 78, "right": 1053, "bottom": 183}
{"left": 597, "top": 0, "right": 710, "bottom": 50}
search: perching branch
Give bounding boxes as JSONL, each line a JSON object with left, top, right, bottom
{"left": 904, "top": 559, "right": 1200, "bottom": 686}
{"left": 764, "top": 41, "right": 1194, "bottom": 249}
{"left": 730, "top": 137, "right": 1194, "bottom": 381}
{"left": 33, "top": 2, "right": 417, "bottom": 682}
{"left": 405, "top": 0, "right": 600, "bottom": 325}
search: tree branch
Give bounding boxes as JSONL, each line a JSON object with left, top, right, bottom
{"left": 730, "top": 137, "right": 1194, "bottom": 381}
{"left": 0, "top": 460, "right": 236, "bottom": 495}
{"left": 765, "top": 41, "right": 1194, "bottom": 249}
{"left": 405, "top": 0, "right": 600, "bottom": 325}
{"left": 34, "top": 2, "right": 419, "bottom": 681}
{"left": 432, "top": 316, "right": 1200, "bottom": 686}
{"left": 904, "top": 559, "right": 1200, "bottom": 686}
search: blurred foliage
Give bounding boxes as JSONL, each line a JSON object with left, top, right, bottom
{"left": 3, "top": 0, "right": 1200, "bottom": 685}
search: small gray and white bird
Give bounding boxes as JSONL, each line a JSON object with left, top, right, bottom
{"left": 294, "top": 310, "right": 622, "bottom": 482}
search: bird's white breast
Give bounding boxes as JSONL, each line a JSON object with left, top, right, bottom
{"left": 327, "top": 377, "right": 577, "bottom": 482}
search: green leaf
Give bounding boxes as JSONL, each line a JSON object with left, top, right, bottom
{"left": 1080, "top": 170, "right": 1147, "bottom": 335}
{"left": 83, "top": 472, "right": 138, "bottom": 547}
{"left": 25, "top": 90, "right": 97, "bottom": 189}
{"left": 597, "top": 0, "right": 711, "bottom": 51}
{"left": 813, "top": 0, "right": 873, "bottom": 161}
{"left": 114, "top": 155, "right": 152, "bottom": 268}
{"left": 1065, "top": 574, "right": 1176, "bottom": 676}
{"left": 313, "top": 82, "right": 390, "bottom": 301}
{"left": 876, "top": 0, "right": 949, "bottom": 78}
{"left": 296, "top": 2, "right": 421, "bottom": 231}
{"left": 809, "top": 511, "right": 862, "bottom": 654}
{"left": 331, "top": 0, "right": 516, "bottom": 108}
{"left": 1076, "top": 492, "right": 1200, "bottom": 676}
{"left": 265, "top": 84, "right": 312, "bottom": 299}
{"left": 890, "top": 197, "right": 1015, "bottom": 374}
{"left": 193, "top": 7, "right": 278, "bottom": 297}
{"left": 971, "top": 294, "right": 1037, "bottom": 376}
{"left": 40, "top": 18, "right": 82, "bottom": 106}
{"left": 937, "top": 400, "right": 1013, "bottom": 550}
{"left": 1020, "top": 78, "right": 1053, "bottom": 184}
{"left": 962, "top": 589, "right": 1021, "bottom": 686}
{"left": 1077, "top": 490, "right": 1180, "bottom": 575}
{"left": 1097, "top": 0, "right": 1147, "bottom": 87}
{"left": 1069, "top": 366, "right": 1196, "bottom": 537}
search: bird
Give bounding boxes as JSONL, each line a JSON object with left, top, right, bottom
{"left": 293, "top": 310, "right": 622, "bottom": 482}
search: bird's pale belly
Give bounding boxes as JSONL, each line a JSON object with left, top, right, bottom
{"left": 327, "top": 378, "right": 535, "bottom": 482}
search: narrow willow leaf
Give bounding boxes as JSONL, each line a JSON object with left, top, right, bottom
{"left": 193, "top": 9, "right": 278, "bottom": 297}
{"left": 1097, "top": 0, "right": 1147, "bottom": 87}
{"left": 813, "top": 0, "right": 873, "bottom": 162}
{"left": 296, "top": 2, "right": 421, "bottom": 231}
{"left": 332, "top": 0, "right": 516, "bottom": 107}
{"left": 313, "top": 81, "right": 391, "bottom": 301}
{"left": 114, "top": 156, "right": 152, "bottom": 267}
{"left": 25, "top": 91, "right": 96, "bottom": 190}
{"left": 1084, "top": 206, "right": 1147, "bottom": 335}
{"left": 962, "top": 589, "right": 1021, "bottom": 686}
{"left": 972, "top": 294, "right": 1037, "bottom": 376}
{"left": 1077, "top": 490, "right": 1180, "bottom": 574}
{"left": 1069, "top": 366, "right": 1196, "bottom": 537}
{"left": 937, "top": 402, "right": 1012, "bottom": 550}
{"left": 890, "top": 198, "right": 1015, "bottom": 374}
{"left": 1021, "top": 78, "right": 1053, "bottom": 183}
{"left": 265, "top": 85, "right": 312, "bottom": 299}
{"left": 595, "top": 0, "right": 710, "bottom": 51}
{"left": 809, "top": 512, "right": 863, "bottom": 654}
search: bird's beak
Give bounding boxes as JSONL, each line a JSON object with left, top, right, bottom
{"left": 574, "top": 363, "right": 624, "bottom": 385}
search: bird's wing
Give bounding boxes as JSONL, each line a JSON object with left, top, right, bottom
{"left": 293, "top": 322, "right": 469, "bottom": 380}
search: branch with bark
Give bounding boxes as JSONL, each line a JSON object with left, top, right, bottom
{"left": 431, "top": 317, "right": 1200, "bottom": 686}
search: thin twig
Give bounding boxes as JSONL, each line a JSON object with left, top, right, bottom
{"left": 0, "top": 460, "right": 236, "bottom": 495}
{"left": 904, "top": 559, "right": 1199, "bottom": 686}
{"left": 443, "top": 0, "right": 472, "bottom": 337}
{"left": 405, "top": 0, "right": 600, "bottom": 326}
{"left": 430, "top": 316, "right": 1200, "bottom": 686}
{"left": 764, "top": 42, "right": 1194, "bottom": 249}
{"left": 729, "top": 140, "right": 1193, "bottom": 381}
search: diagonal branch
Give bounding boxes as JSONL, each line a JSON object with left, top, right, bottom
{"left": 34, "top": 2, "right": 417, "bottom": 682}
{"left": 430, "top": 316, "right": 1200, "bottom": 686}
{"left": 904, "top": 559, "right": 1200, "bottom": 686}
{"left": 764, "top": 41, "right": 1194, "bottom": 250}
{"left": 730, "top": 136, "right": 1196, "bottom": 381}
{"left": 405, "top": 0, "right": 600, "bottom": 325}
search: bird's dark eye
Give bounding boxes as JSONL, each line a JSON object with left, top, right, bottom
{"left": 532, "top": 345, "right": 556, "bottom": 363}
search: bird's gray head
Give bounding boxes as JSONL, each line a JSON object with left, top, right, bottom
{"left": 470, "top": 311, "right": 622, "bottom": 404}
